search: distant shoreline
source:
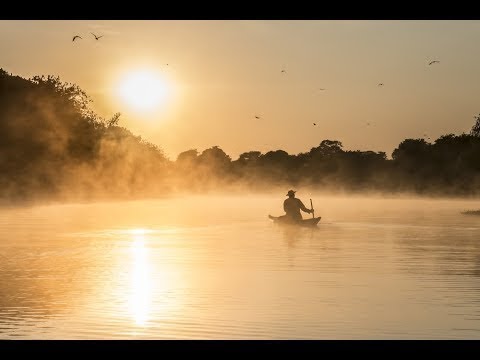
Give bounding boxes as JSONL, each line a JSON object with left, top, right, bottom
{"left": 2, "top": 69, "right": 480, "bottom": 203}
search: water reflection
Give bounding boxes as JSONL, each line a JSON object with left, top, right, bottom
{"left": 129, "top": 230, "right": 151, "bottom": 327}
{"left": 281, "top": 225, "right": 320, "bottom": 247}
{"left": 282, "top": 226, "right": 303, "bottom": 249}
{"left": 278, "top": 225, "right": 321, "bottom": 268}
{"left": 2, "top": 196, "right": 480, "bottom": 339}
{"left": 393, "top": 223, "right": 480, "bottom": 278}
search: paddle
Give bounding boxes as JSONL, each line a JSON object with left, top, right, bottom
{"left": 310, "top": 198, "right": 314, "bottom": 219}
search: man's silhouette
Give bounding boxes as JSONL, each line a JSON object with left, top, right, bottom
{"left": 283, "top": 190, "right": 312, "bottom": 222}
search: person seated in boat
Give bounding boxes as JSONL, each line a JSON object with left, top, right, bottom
{"left": 283, "top": 190, "right": 313, "bottom": 222}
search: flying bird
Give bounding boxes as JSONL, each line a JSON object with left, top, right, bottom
{"left": 72, "top": 35, "right": 82, "bottom": 42}
{"left": 281, "top": 70, "right": 286, "bottom": 74}
{"left": 255, "top": 115, "right": 260, "bottom": 119}
{"left": 319, "top": 88, "right": 326, "bottom": 91}
{"left": 428, "top": 60, "right": 440, "bottom": 65}
{"left": 91, "top": 33, "right": 103, "bottom": 40}
{"left": 313, "top": 123, "right": 317, "bottom": 126}
{"left": 378, "top": 83, "right": 384, "bottom": 87}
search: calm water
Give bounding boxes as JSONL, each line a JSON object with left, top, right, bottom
{"left": 1, "top": 194, "right": 480, "bottom": 339}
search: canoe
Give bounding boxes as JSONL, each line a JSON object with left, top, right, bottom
{"left": 268, "top": 215, "right": 321, "bottom": 227}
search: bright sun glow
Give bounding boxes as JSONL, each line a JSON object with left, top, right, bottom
{"left": 118, "top": 70, "right": 168, "bottom": 112}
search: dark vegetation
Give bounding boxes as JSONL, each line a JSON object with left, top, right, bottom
{"left": 2, "top": 69, "right": 480, "bottom": 202}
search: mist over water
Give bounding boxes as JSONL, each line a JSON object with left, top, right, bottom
{"left": 3, "top": 69, "right": 480, "bottom": 207}
{"left": 3, "top": 20, "right": 480, "bottom": 341}
{"left": 1, "top": 194, "right": 479, "bottom": 339}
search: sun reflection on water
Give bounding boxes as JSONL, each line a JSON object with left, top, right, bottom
{"left": 129, "top": 231, "right": 151, "bottom": 326}
{"left": 129, "top": 228, "right": 153, "bottom": 236}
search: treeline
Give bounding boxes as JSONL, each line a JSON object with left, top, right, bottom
{"left": 1, "top": 69, "right": 480, "bottom": 202}
{"left": 174, "top": 131, "right": 480, "bottom": 196}
{"left": 0, "top": 69, "right": 170, "bottom": 202}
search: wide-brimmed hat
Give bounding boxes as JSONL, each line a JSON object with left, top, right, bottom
{"left": 286, "top": 190, "right": 296, "bottom": 196}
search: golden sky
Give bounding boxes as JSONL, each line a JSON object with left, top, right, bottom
{"left": 1, "top": 20, "right": 480, "bottom": 160}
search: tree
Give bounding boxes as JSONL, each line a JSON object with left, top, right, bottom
{"left": 237, "top": 151, "right": 262, "bottom": 165}
{"left": 392, "top": 138, "right": 430, "bottom": 161}
{"left": 106, "top": 112, "right": 121, "bottom": 128}
{"left": 261, "top": 150, "right": 290, "bottom": 164}
{"left": 309, "top": 140, "right": 344, "bottom": 158}
{"left": 0, "top": 69, "right": 171, "bottom": 200}
{"left": 471, "top": 114, "right": 480, "bottom": 137}
{"left": 198, "top": 146, "right": 232, "bottom": 169}
{"left": 30, "top": 75, "right": 92, "bottom": 116}
{"left": 176, "top": 149, "right": 199, "bottom": 164}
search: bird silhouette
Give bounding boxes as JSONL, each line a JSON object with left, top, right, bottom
{"left": 255, "top": 116, "right": 260, "bottom": 119}
{"left": 319, "top": 88, "right": 326, "bottom": 91}
{"left": 281, "top": 70, "right": 286, "bottom": 74}
{"left": 91, "top": 33, "right": 103, "bottom": 40}
{"left": 72, "top": 35, "right": 82, "bottom": 42}
{"left": 378, "top": 83, "right": 384, "bottom": 87}
{"left": 313, "top": 123, "right": 317, "bottom": 126}
{"left": 428, "top": 60, "right": 440, "bottom": 65}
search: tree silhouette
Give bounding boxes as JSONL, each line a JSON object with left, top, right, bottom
{"left": 3, "top": 68, "right": 480, "bottom": 200}
{"left": 177, "top": 149, "right": 199, "bottom": 164}
{"left": 237, "top": 151, "right": 262, "bottom": 165}
{"left": 0, "top": 69, "right": 169, "bottom": 201}
{"left": 471, "top": 114, "right": 480, "bottom": 137}
{"left": 198, "top": 146, "right": 232, "bottom": 174}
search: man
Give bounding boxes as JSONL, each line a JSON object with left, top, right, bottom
{"left": 283, "top": 190, "right": 313, "bottom": 222}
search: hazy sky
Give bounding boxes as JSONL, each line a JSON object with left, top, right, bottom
{"left": 1, "top": 20, "right": 480, "bottom": 160}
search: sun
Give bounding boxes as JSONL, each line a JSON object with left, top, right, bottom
{"left": 118, "top": 69, "right": 169, "bottom": 112}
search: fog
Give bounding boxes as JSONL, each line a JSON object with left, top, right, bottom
{"left": 3, "top": 41, "right": 480, "bottom": 339}
{"left": 2, "top": 69, "right": 480, "bottom": 210}
{"left": 1, "top": 194, "right": 480, "bottom": 339}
